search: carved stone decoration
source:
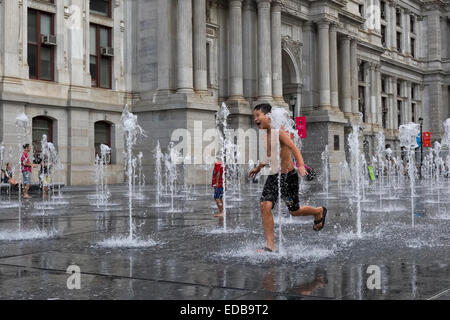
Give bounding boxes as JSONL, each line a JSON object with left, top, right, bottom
{"left": 281, "top": 35, "right": 302, "bottom": 80}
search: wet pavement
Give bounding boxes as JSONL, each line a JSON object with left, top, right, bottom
{"left": 0, "top": 180, "right": 450, "bottom": 300}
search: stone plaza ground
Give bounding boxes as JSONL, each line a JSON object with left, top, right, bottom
{"left": 0, "top": 180, "right": 450, "bottom": 300}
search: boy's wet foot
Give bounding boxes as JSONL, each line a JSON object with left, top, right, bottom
{"left": 256, "top": 245, "right": 276, "bottom": 253}
{"left": 313, "top": 207, "right": 327, "bottom": 231}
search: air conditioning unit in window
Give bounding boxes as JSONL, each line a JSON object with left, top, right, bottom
{"left": 41, "top": 34, "right": 57, "bottom": 46}
{"left": 101, "top": 47, "right": 114, "bottom": 57}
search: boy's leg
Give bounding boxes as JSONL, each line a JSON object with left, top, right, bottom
{"left": 258, "top": 175, "right": 278, "bottom": 252}
{"left": 214, "top": 199, "right": 223, "bottom": 217}
{"left": 213, "top": 187, "right": 224, "bottom": 217}
{"left": 260, "top": 201, "right": 276, "bottom": 251}
{"left": 282, "top": 171, "right": 325, "bottom": 228}
{"left": 290, "top": 206, "right": 323, "bottom": 220}
{"left": 24, "top": 184, "right": 30, "bottom": 198}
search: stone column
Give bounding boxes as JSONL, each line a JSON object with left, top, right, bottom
{"left": 375, "top": 65, "right": 382, "bottom": 125}
{"left": 257, "top": 0, "right": 272, "bottom": 100}
{"left": 441, "top": 16, "right": 449, "bottom": 59}
{"left": 243, "top": 0, "right": 256, "bottom": 98}
{"left": 392, "top": 77, "right": 398, "bottom": 128}
{"left": 406, "top": 81, "right": 412, "bottom": 123}
{"left": 405, "top": 9, "right": 411, "bottom": 56}
{"left": 193, "top": 0, "right": 208, "bottom": 92}
{"left": 157, "top": 0, "right": 171, "bottom": 93}
{"left": 177, "top": 0, "right": 194, "bottom": 93}
{"left": 317, "top": 20, "right": 331, "bottom": 108}
{"left": 386, "top": 77, "right": 393, "bottom": 130}
{"left": 271, "top": 1, "right": 283, "bottom": 101}
{"left": 385, "top": 1, "right": 391, "bottom": 48}
{"left": 401, "top": 8, "right": 406, "bottom": 54}
{"left": 329, "top": 24, "right": 339, "bottom": 109}
{"left": 391, "top": 3, "right": 397, "bottom": 51}
{"left": 303, "top": 21, "right": 315, "bottom": 107}
{"left": 229, "top": 0, "right": 244, "bottom": 98}
{"left": 350, "top": 39, "right": 359, "bottom": 114}
{"left": 427, "top": 11, "right": 441, "bottom": 60}
{"left": 369, "top": 63, "right": 377, "bottom": 124}
{"left": 339, "top": 36, "right": 352, "bottom": 114}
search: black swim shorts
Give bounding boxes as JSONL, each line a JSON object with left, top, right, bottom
{"left": 260, "top": 169, "right": 300, "bottom": 212}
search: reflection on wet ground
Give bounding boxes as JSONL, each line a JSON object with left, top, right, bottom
{"left": 0, "top": 181, "right": 450, "bottom": 299}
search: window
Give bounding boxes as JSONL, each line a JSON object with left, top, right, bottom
{"left": 90, "top": 24, "right": 112, "bottom": 89}
{"left": 358, "top": 61, "right": 365, "bottom": 82}
{"left": 410, "top": 15, "right": 415, "bottom": 33}
{"left": 381, "top": 25, "right": 386, "bottom": 47}
{"left": 358, "top": 86, "right": 366, "bottom": 123}
{"left": 411, "top": 84, "right": 415, "bottom": 100}
{"left": 334, "top": 135, "right": 340, "bottom": 151}
{"left": 28, "top": 9, "right": 55, "bottom": 81}
{"left": 32, "top": 116, "right": 53, "bottom": 163}
{"left": 94, "top": 121, "right": 112, "bottom": 163}
{"left": 396, "top": 32, "right": 402, "bottom": 51}
{"left": 396, "top": 8, "right": 402, "bottom": 27}
{"left": 411, "top": 38, "right": 415, "bottom": 58}
{"left": 381, "top": 1, "right": 386, "bottom": 20}
{"left": 397, "top": 100, "right": 402, "bottom": 127}
{"left": 381, "top": 76, "right": 386, "bottom": 93}
{"left": 397, "top": 80, "right": 402, "bottom": 96}
{"left": 359, "top": 4, "right": 364, "bottom": 17}
{"left": 206, "top": 42, "right": 211, "bottom": 87}
{"left": 90, "top": 0, "right": 111, "bottom": 17}
{"left": 382, "top": 97, "right": 387, "bottom": 128}
{"left": 412, "top": 103, "right": 416, "bottom": 123}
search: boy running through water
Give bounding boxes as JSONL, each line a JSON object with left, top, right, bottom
{"left": 212, "top": 160, "right": 224, "bottom": 218}
{"left": 248, "top": 104, "right": 327, "bottom": 253}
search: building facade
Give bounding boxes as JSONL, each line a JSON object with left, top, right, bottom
{"left": 0, "top": 0, "right": 133, "bottom": 184}
{"left": 1, "top": 0, "right": 449, "bottom": 184}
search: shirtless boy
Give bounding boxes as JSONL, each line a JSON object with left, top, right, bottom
{"left": 248, "top": 104, "right": 327, "bottom": 253}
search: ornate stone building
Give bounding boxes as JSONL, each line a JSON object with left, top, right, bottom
{"left": 1, "top": 0, "right": 449, "bottom": 184}
{"left": 135, "top": 0, "right": 450, "bottom": 181}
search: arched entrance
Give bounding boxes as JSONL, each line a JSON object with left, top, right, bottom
{"left": 32, "top": 116, "right": 56, "bottom": 162}
{"left": 281, "top": 48, "right": 302, "bottom": 118}
{"left": 94, "top": 120, "right": 113, "bottom": 164}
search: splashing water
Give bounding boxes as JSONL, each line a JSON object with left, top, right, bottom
{"left": 154, "top": 141, "right": 163, "bottom": 205}
{"left": 216, "top": 102, "right": 231, "bottom": 231}
{"left": 121, "top": 105, "right": 145, "bottom": 241}
{"left": 15, "top": 113, "right": 28, "bottom": 232}
{"left": 94, "top": 144, "right": 111, "bottom": 207}
{"left": 321, "top": 145, "right": 329, "bottom": 199}
{"left": 267, "top": 106, "right": 300, "bottom": 254}
{"left": 164, "top": 141, "right": 182, "bottom": 212}
{"left": 348, "top": 116, "right": 363, "bottom": 238}
{"left": 442, "top": 118, "right": 450, "bottom": 148}
{"left": 399, "top": 122, "right": 420, "bottom": 228}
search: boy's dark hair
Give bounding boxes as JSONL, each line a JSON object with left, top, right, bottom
{"left": 253, "top": 104, "right": 272, "bottom": 115}
{"left": 23, "top": 143, "right": 30, "bottom": 150}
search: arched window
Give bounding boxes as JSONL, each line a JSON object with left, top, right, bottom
{"left": 94, "top": 121, "right": 111, "bottom": 163}
{"left": 32, "top": 116, "right": 53, "bottom": 163}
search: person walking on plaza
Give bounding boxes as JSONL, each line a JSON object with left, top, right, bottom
{"left": 21, "top": 144, "right": 37, "bottom": 199}
{"left": 212, "top": 160, "right": 224, "bottom": 218}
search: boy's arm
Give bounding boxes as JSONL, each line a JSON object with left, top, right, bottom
{"left": 212, "top": 170, "right": 216, "bottom": 185}
{"left": 279, "top": 130, "right": 307, "bottom": 175}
